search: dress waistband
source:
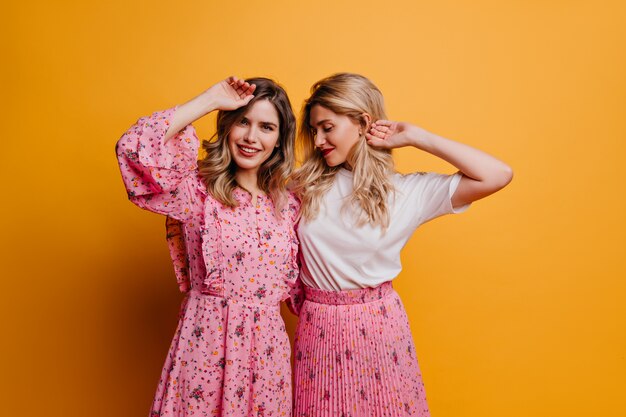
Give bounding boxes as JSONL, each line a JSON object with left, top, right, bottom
{"left": 304, "top": 281, "right": 394, "bottom": 305}
{"left": 187, "top": 289, "right": 280, "bottom": 312}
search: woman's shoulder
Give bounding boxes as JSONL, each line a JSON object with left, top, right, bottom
{"left": 392, "top": 171, "right": 459, "bottom": 202}
{"left": 391, "top": 171, "right": 424, "bottom": 190}
{"left": 393, "top": 171, "right": 449, "bottom": 186}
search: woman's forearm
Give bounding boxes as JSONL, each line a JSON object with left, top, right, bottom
{"left": 408, "top": 126, "right": 513, "bottom": 205}
{"left": 164, "top": 91, "right": 218, "bottom": 143}
{"left": 410, "top": 127, "right": 512, "bottom": 184}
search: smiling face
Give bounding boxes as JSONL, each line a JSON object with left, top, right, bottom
{"left": 228, "top": 99, "right": 280, "bottom": 175}
{"left": 309, "top": 104, "right": 362, "bottom": 168}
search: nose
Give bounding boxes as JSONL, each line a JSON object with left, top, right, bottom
{"left": 313, "top": 131, "right": 326, "bottom": 147}
{"left": 243, "top": 126, "right": 259, "bottom": 143}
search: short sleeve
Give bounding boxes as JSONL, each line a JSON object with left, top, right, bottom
{"left": 396, "top": 171, "right": 470, "bottom": 228}
{"left": 115, "top": 107, "right": 202, "bottom": 221}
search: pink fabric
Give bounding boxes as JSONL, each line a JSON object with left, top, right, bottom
{"left": 294, "top": 282, "right": 430, "bottom": 417}
{"left": 116, "top": 108, "right": 300, "bottom": 416}
{"left": 165, "top": 217, "right": 191, "bottom": 293}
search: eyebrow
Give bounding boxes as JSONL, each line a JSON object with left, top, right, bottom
{"left": 311, "top": 119, "right": 332, "bottom": 127}
{"left": 242, "top": 116, "right": 278, "bottom": 128}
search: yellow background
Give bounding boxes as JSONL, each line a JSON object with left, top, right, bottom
{"left": 3, "top": 0, "right": 625, "bottom": 416}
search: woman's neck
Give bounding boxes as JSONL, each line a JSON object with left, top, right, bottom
{"left": 235, "top": 169, "right": 263, "bottom": 202}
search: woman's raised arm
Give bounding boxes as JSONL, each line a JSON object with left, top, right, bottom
{"left": 367, "top": 120, "right": 513, "bottom": 208}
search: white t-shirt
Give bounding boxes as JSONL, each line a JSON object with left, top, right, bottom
{"left": 298, "top": 169, "right": 470, "bottom": 290}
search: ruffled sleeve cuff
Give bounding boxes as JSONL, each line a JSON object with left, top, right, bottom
{"left": 116, "top": 107, "right": 199, "bottom": 197}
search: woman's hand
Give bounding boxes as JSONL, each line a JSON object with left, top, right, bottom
{"left": 164, "top": 76, "right": 255, "bottom": 143}
{"left": 203, "top": 76, "right": 256, "bottom": 111}
{"left": 365, "top": 120, "right": 423, "bottom": 149}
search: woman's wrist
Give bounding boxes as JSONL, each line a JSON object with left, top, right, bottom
{"left": 163, "top": 90, "right": 216, "bottom": 143}
{"left": 407, "top": 125, "right": 434, "bottom": 150}
{"left": 196, "top": 90, "right": 219, "bottom": 115}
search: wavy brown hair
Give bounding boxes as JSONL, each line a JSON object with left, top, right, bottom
{"left": 198, "top": 78, "right": 296, "bottom": 215}
{"left": 291, "top": 73, "right": 396, "bottom": 229}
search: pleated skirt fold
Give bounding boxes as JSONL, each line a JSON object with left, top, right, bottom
{"left": 293, "top": 282, "right": 430, "bottom": 417}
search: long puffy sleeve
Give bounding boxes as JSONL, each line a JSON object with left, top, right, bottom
{"left": 115, "top": 107, "right": 202, "bottom": 221}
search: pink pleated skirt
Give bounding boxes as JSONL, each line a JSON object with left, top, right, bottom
{"left": 293, "top": 281, "right": 430, "bottom": 417}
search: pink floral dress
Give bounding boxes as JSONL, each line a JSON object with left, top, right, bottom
{"left": 116, "top": 107, "right": 301, "bottom": 417}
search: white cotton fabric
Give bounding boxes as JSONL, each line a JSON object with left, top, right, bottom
{"left": 298, "top": 169, "right": 470, "bottom": 290}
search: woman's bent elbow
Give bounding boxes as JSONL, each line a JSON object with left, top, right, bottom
{"left": 494, "top": 164, "right": 514, "bottom": 190}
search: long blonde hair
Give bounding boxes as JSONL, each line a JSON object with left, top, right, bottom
{"left": 291, "top": 73, "right": 396, "bottom": 229}
{"left": 198, "top": 78, "right": 296, "bottom": 215}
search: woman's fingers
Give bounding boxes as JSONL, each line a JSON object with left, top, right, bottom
{"left": 365, "top": 133, "right": 389, "bottom": 148}
{"left": 240, "top": 94, "right": 255, "bottom": 105}
{"left": 235, "top": 80, "right": 256, "bottom": 99}
{"left": 370, "top": 125, "right": 389, "bottom": 133}
{"left": 369, "top": 122, "right": 391, "bottom": 140}
{"left": 221, "top": 75, "right": 256, "bottom": 105}
{"left": 244, "top": 83, "right": 256, "bottom": 96}
{"left": 235, "top": 81, "right": 248, "bottom": 96}
{"left": 225, "top": 77, "right": 243, "bottom": 95}
{"left": 371, "top": 120, "right": 395, "bottom": 137}
{"left": 369, "top": 128, "right": 387, "bottom": 139}
{"left": 205, "top": 76, "right": 256, "bottom": 110}
{"left": 372, "top": 119, "right": 393, "bottom": 128}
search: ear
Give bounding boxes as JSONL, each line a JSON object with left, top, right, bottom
{"left": 360, "top": 113, "right": 372, "bottom": 129}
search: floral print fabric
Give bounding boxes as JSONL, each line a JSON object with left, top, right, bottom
{"left": 294, "top": 282, "right": 430, "bottom": 417}
{"left": 116, "top": 107, "right": 300, "bottom": 416}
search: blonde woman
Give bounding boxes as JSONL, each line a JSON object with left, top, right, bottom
{"left": 116, "top": 77, "right": 300, "bottom": 416}
{"left": 291, "top": 73, "right": 513, "bottom": 417}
